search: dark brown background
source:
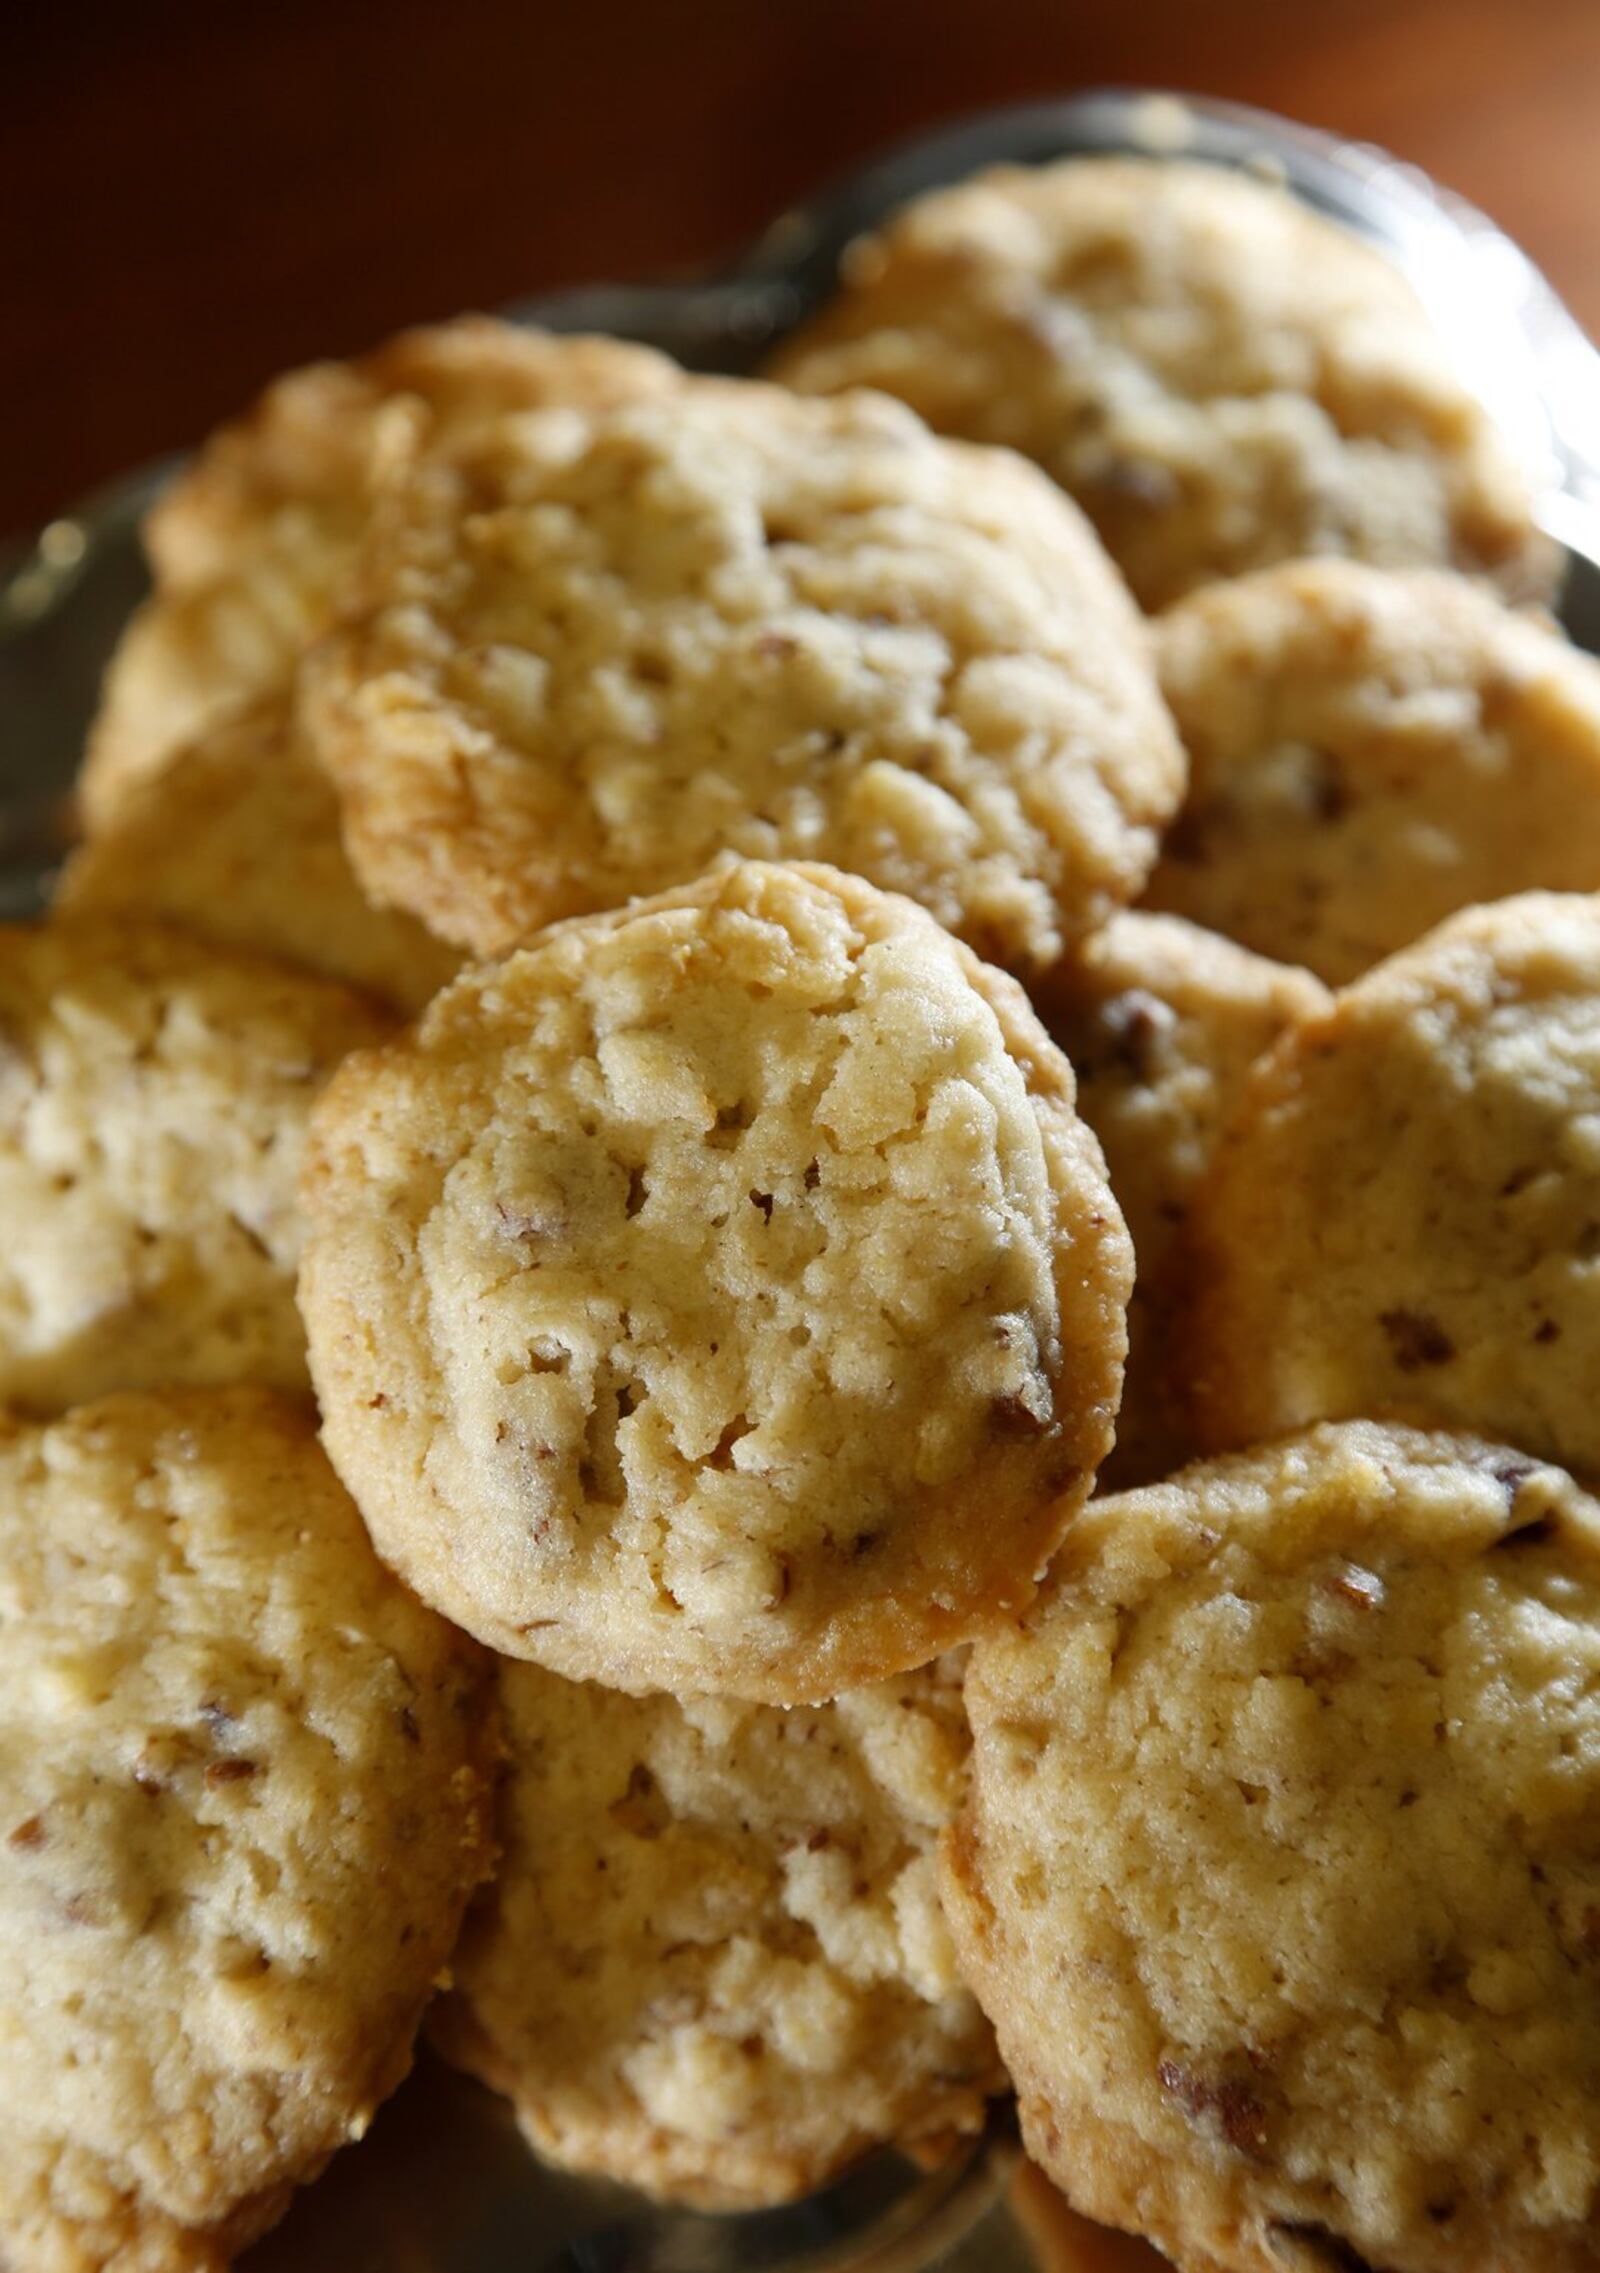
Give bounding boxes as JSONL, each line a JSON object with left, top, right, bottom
{"left": 7, "top": 0, "right": 1600, "bottom": 535}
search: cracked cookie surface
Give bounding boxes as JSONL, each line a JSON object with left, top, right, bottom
{"left": 770, "top": 158, "right": 1550, "bottom": 612}
{"left": 81, "top": 318, "right": 679, "bottom": 824}
{"left": 0, "top": 1387, "right": 494, "bottom": 2271}
{"left": 0, "top": 918, "right": 390, "bottom": 1413}
{"left": 1146, "top": 561, "right": 1600, "bottom": 984}
{"left": 300, "top": 375, "right": 1182, "bottom": 965}
{"left": 945, "top": 1420, "right": 1600, "bottom": 2273}
{"left": 1175, "top": 892, "right": 1600, "bottom": 1479}
{"left": 433, "top": 1656, "right": 1000, "bottom": 2207}
{"left": 299, "top": 861, "right": 1131, "bottom": 1700}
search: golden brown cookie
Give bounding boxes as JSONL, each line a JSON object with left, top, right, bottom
{"left": 432, "top": 1656, "right": 1000, "bottom": 2208}
{"left": 770, "top": 158, "right": 1551, "bottom": 612}
{"left": 1175, "top": 891, "right": 1600, "bottom": 1478}
{"left": 1033, "top": 913, "right": 1328, "bottom": 1486}
{"left": 0, "top": 1387, "right": 494, "bottom": 2271}
{"left": 59, "top": 699, "right": 461, "bottom": 1014}
{"left": 0, "top": 918, "right": 390, "bottom": 1413}
{"left": 299, "top": 375, "right": 1184, "bottom": 965}
{"left": 299, "top": 862, "right": 1131, "bottom": 1701}
{"left": 81, "top": 318, "right": 680, "bottom": 825}
{"left": 945, "top": 1420, "right": 1600, "bottom": 2273}
{"left": 1145, "top": 560, "right": 1600, "bottom": 983}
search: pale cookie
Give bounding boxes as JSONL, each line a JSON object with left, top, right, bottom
{"left": 431, "top": 1657, "right": 1000, "bottom": 2208}
{"left": 300, "top": 376, "right": 1183, "bottom": 965}
{"left": 1145, "top": 561, "right": 1600, "bottom": 983}
{"left": 770, "top": 158, "right": 1551, "bottom": 612}
{"left": 1175, "top": 891, "right": 1600, "bottom": 1479}
{"left": 81, "top": 318, "right": 680, "bottom": 825}
{"left": 299, "top": 862, "right": 1131, "bottom": 1702}
{"left": 945, "top": 1420, "right": 1600, "bottom": 2273}
{"left": 1033, "top": 913, "right": 1328, "bottom": 1486}
{"left": 0, "top": 918, "right": 390, "bottom": 1413}
{"left": 59, "top": 699, "right": 461, "bottom": 1014}
{"left": 0, "top": 1387, "right": 495, "bottom": 2271}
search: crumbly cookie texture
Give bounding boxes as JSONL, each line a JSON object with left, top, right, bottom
{"left": 299, "top": 862, "right": 1131, "bottom": 1702}
{"left": 0, "top": 1388, "right": 495, "bottom": 2272}
{"left": 0, "top": 918, "right": 390, "bottom": 1413}
{"left": 80, "top": 318, "right": 680, "bottom": 825}
{"left": 945, "top": 1420, "right": 1600, "bottom": 2273}
{"left": 59, "top": 699, "right": 461, "bottom": 1015}
{"left": 432, "top": 1656, "right": 1001, "bottom": 2208}
{"left": 769, "top": 158, "right": 1551, "bottom": 612}
{"left": 1175, "top": 891, "right": 1600, "bottom": 1479}
{"left": 300, "top": 376, "right": 1183, "bottom": 965}
{"left": 1032, "top": 913, "right": 1328, "bottom": 1487}
{"left": 1145, "top": 561, "right": 1600, "bottom": 984}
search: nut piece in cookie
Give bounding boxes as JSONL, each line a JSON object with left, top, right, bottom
{"left": 1147, "top": 561, "right": 1600, "bottom": 984}
{"left": 299, "top": 862, "right": 1132, "bottom": 1701}
{"left": 81, "top": 317, "right": 681, "bottom": 824}
{"left": 300, "top": 375, "right": 1183, "bottom": 966}
{"left": 770, "top": 158, "right": 1551, "bottom": 612}
{"left": 1175, "top": 891, "right": 1600, "bottom": 1479}
{"left": 0, "top": 1387, "right": 495, "bottom": 2270}
{"left": 59, "top": 697, "right": 461, "bottom": 1015}
{"left": 1031, "top": 912, "right": 1328, "bottom": 1487}
{"left": 0, "top": 917, "right": 391, "bottom": 1413}
{"left": 432, "top": 1656, "right": 1001, "bottom": 2208}
{"left": 945, "top": 1420, "right": 1600, "bottom": 2273}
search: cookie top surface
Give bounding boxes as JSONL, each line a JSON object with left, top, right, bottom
{"left": 945, "top": 1420, "right": 1600, "bottom": 2273}
{"left": 300, "top": 862, "right": 1131, "bottom": 1701}
{"left": 0, "top": 918, "right": 390, "bottom": 1414}
{"left": 1176, "top": 891, "right": 1600, "bottom": 1480}
{"left": 0, "top": 1387, "right": 494, "bottom": 2270}
{"left": 1145, "top": 561, "right": 1600, "bottom": 984}
{"left": 434, "top": 1656, "right": 998, "bottom": 2208}
{"left": 300, "top": 375, "right": 1183, "bottom": 965}
{"left": 770, "top": 159, "right": 1549, "bottom": 612}
{"left": 1033, "top": 913, "right": 1328, "bottom": 1487}
{"left": 60, "top": 700, "right": 461, "bottom": 1015}
{"left": 81, "top": 318, "right": 680, "bottom": 826}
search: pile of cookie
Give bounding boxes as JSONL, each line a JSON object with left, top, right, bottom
{"left": 7, "top": 154, "right": 1600, "bottom": 2273}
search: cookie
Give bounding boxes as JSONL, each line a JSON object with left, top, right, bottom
{"left": 59, "top": 699, "right": 461, "bottom": 1015}
{"left": 944, "top": 1420, "right": 1600, "bottom": 2273}
{"left": 1032, "top": 913, "right": 1328, "bottom": 1486}
{"left": 299, "top": 861, "right": 1131, "bottom": 1701}
{"left": 0, "top": 918, "right": 390, "bottom": 1413}
{"left": 0, "top": 1387, "right": 494, "bottom": 2270}
{"left": 80, "top": 318, "right": 680, "bottom": 825}
{"left": 299, "top": 375, "right": 1184, "bottom": 965}
{"left": 1144, "top": 561, "right": 1600, "bottom": 983}
{"left": 1175, "top": 891, "right": 1600, "bottom": 1478}
{"left": 770, "top": 158, "right": 1551, "bottom": 612}
{"left": 431, "top": 1656, "right": 999, "bottom": 2208}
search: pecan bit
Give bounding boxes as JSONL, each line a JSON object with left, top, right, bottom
{"left": 6, "top": 1816, "right": 45, "bottom": 1851}
{"left": 992, "top": 1393, "right": 1048, "bottom": 1436}
{"left": 1098, "top": 988, "right": 1172, "bottom": 1083}
{"left": 204, "top": 1758, "right": 258, "bottom": 1787}
{"left": 1158, "top": 2057, "right": 1269, "bottom": 2159}
{"left": 1321, "top": 1562, "right": 1384, "bottom": 1612}
{"left": 1377, "top": 1308, "right": 1456, "bottom": 1371}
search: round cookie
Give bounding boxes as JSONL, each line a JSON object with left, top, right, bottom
{"left": 299, "top": 375, "right": 1184, "bottom": 966}
{"left": 0, "top": 917, "right": 390, "bottom": 1413}
{"left": 299, "top": 861, "right": 1132, "bottom": 1702}
{"left": 81, "top": 317, "right": 680, "bottom": 825}
{"left": 0, "top": 1387, "right": 495, "bottom": 2270}
{"left": 431, "top": 1656, "right": 1000, "bottom": 2208}
{"left": 1145, "top": 561, "right": 1600, "bottom": 984}
{"left": 944, "top": 1420, "right": 1600, "bottom": 2273}
{"left": 59, "top": 699, "right": 461, "bottom": 1015}
{"left": 1175, "top": 891, "right": 1600, "bottom": 1478}
{"left": 1032, "top": 912, "right": 1328, "bottom": 1487}
{"left": 769, "top": 158, "right": 1551, "bottom": 612}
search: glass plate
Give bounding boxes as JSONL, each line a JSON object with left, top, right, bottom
{"left": 3, "top": 86, "right": 1597, "bottom": 2272}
